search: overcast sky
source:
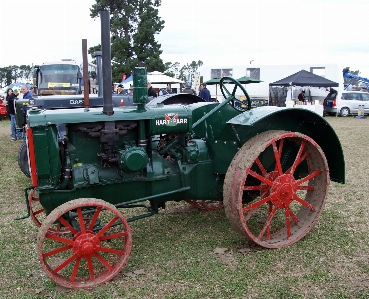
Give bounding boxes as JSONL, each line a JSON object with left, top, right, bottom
{"left": 0, "top": 0, "right": 368, "bottom": 75}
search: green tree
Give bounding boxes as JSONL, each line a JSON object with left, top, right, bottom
{"left": 163, "top": 62, "right": 180, "bottom": 78}
{"left": 0, "top": 65, "right": 34, "bottom": 87}
{"left": 89, "top": 0, "right": 165, "bottom": 83}
{"left": 178, "top": 60, "right": 204, "bottom": 82}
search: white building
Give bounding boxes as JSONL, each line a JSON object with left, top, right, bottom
{"left": 198, "top": 63, "right": 344, "bottom": 103}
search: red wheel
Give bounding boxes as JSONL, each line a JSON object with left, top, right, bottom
{"left": 224, "top": 130, "right": 329, "bottom": 248}
{"left": 28, "top": 189, "right": 66, "bottom": 234}
{"left": 28, "top": 188, "right": 44, "bottom": 227}
{"left": 186, "top": 200, "right": 224, "bottom": 211}
{"left": 37, "top": 198, "right": 132, "bottom": 289}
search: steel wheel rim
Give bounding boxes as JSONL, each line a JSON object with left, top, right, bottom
{"left": 37, "top": 198, "right": 132, "bottom": 289}
{"left": 224, "top": 131, "right": 329, "bottom": 248}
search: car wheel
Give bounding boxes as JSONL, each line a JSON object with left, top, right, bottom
{"left": 340, "top": 107, "right": 350, "bottom": 117}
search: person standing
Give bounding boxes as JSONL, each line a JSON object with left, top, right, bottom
{"left": 148, "top": 81, "right": 157, "bottom": 97}
{"left": 20, "top": 85, "right": 32, "bottom": 126}
{"left": 21, "top": 85, "right": 32, "bottom": 100}
{"left": 182, "top": 83, "right": 194, "bottom": 94}
{"left": 298, "top": 90, "right": 305, "bottom": 104}
{"left": 128, "top": 85, "right": 134, "bottom": 95}
{"left": 4, "top": 88, "right": 13, "bottom": 118}
{"left": 199, "top": 83, "right": 211, "bottom": 102}
{"left": 7, "top": 87, "right": 22, "bottom": 141}
{"left": 117, "top": 84, "right": 125, "bottom": 94}
{"left": 166, "top": 86, "right": 173, "bottom": 94}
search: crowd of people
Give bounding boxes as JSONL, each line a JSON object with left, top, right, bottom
{"left": 0, "top": 84, "right": 34, "bottom": 141}
{"left": 114, "top": 81, "right": 212, "bottom": 101}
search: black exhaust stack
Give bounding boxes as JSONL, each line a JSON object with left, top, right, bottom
{"left": 100, "top": 10, "right": 113, "bottom": 116}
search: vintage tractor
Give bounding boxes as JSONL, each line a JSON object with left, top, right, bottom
{"left": 17, "top": 11, "right": 345, "bottom": 289}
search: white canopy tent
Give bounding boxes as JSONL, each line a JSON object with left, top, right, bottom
{"left": 122, "top": 71, "right": 183, "bottom": 89}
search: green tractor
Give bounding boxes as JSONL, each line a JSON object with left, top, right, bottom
{"left": 17, "top": 11, "right": 345, "bottom": 289}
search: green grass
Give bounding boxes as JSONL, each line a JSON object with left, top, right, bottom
{"left": 0, "top": 116, "right": 369, "bottom": 298}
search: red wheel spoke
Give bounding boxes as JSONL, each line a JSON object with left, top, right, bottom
{"left": 244, "top": 208, "right": 257, "bottom": 221}
{"left": 99, "top": 232, "right": 128, "bottom": 241}
{"left": 43, "top": 244, "right": 73, "bottom": 258}
{"left": 96, "top": 217, "right": 119, "bottom": 238}
{"left": 57, "top": 216, "right": 78, "bottom": 235}
{"left": 289, "top": 140, "right": 306, "bottom": 174}
{"left": 99, "top": 246, "right": 126, "bottom": 255}
{"left": 88, "top": 207, "right": 102, "bottom": 230}
{"left": 272, "top": 141, "right": 283, "bottom": 175}
{"left": 258, "top": 206, "right": 278, "bottom": 240}
{"left": 243, "top": 185, "right": 261, "bottom": 191}
{"left": 70, "top": 257, "right": 81, "bottom": 283}
{"left": 87, "top": 257, "right": 95, "bottom": 280}
{"left": 267, "top": 202, "right": 273, "bottom": 237}
{"left": 297, "top": 185, "right": 314, "bottom": 191}
{"left": 77, "top": 208, "right": 86, "bottom": 233}
{"left": 33, "top": 207, "right": 44, "bottom": 216}
{"left": 53, "top": 253, "right": 79, "bottom": 273}
{"left": 293, "top": 194, "right": 316, "bottom": 211}
{"left": 297, "top": 169, "right": 323, "bottom": 185}
{"left": 255, "top": 158, "right": 267, "bottom": 176}
{"left": 45, "top": 232, "right": 75, "bottom": 246}
{"left": 248, "top": 169, "right": 273, "bottom": 186}
{"left": 285, "top": 207, "right": 291, "bottom": 238}
{"left": 242, "top": 196, "right": 271, "bottom": 213}
{"left": 95, "top": 252, "right": 113, "bottom": 271}
{"left": 286, "top": 207, "right": 299, "bottom": 225}
{"left": 278, "top": 138, "right": 285, "bottom": 156}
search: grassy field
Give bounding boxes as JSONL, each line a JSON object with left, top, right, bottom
{"left": 0, "top": 116, "right": 368, "bottom": 299}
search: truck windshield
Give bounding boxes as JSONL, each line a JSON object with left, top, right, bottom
{"left": 39, "top": 65, "right": 79, "bottom": 84}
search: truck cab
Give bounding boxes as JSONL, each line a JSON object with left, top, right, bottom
{"left": 33, "top": 59, "right": 82, "bottom": 96}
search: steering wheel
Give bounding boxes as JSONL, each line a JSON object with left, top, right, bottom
{"left": 220, "top": 76, "right": 252, "bottom": 111}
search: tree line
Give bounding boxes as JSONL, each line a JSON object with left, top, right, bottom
{"left": 0, "top": 65, "right": 33, "bottom": 88}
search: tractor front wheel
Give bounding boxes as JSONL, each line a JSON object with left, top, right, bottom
{"left": 37, "top": 198, "right": 132, "bottom": 289}
{"left": 18, "top": 142, "right": 30, "bottom": 177}
{"left": 223, "top": 130, "right": 329, "bottom": 248}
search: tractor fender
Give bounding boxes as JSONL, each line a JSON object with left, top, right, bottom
{"left": 227, "top": 106, "right": 345, "bottom": 184}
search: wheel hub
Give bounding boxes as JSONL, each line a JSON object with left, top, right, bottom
{"left": 270, "top": 174, "right": 297, "bottom": 208}
{"left": 260, "top": 171, "right": 279, "bottom": 198}
{"left": 73, "top": 232, "right": 100, "bottom": 257}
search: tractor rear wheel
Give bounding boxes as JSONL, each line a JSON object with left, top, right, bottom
{"left": 37, "top": 198, "right": 132, "bottom": 289}
{"left": 223, "top": 130, "right": 329, "bottom": 248}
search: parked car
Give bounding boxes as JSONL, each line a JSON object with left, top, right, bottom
{"left": 323, "top": 89, "right": 369, "bottom": 116}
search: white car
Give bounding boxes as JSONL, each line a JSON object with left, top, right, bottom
{"left": 323, "top": 90, "right": 369, "bottom": 116}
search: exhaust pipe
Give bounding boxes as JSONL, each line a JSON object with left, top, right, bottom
{"left": 100, "top": 10, "right": 113, "bottom": 116}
